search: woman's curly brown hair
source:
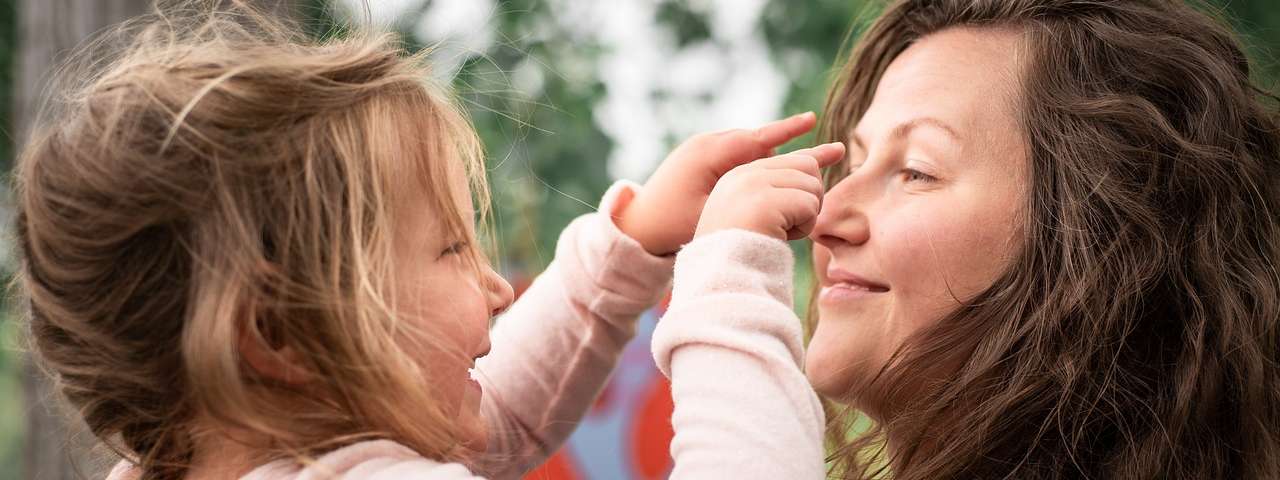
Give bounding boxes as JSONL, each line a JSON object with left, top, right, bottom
{"left": 815, "top": 1, "right": 1280, "bottom": 478}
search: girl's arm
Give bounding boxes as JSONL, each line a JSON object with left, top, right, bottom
{"left": 654, "top": 142, "right": 845, "bottom": 479}
{"left": 472, "top": 114, "right": 824, "bottom": 478}
{"left": 472, "top": 181, "right": 673, "bottom": 477}
{"left": 653, "top": 229, "right": 826, "bottom": 479}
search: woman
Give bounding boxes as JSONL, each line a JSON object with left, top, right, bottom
{"left": 805, "top": 0, "right": 1280, "bottom": 478}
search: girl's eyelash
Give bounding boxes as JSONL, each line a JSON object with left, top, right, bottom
{"left": 440, "top": 241, "right": 469, "bottom": 258}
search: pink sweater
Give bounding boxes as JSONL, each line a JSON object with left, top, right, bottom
{"left": 106, "top": 182, "right": 824, "bottom": 479}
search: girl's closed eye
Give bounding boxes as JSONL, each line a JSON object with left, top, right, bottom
{"left": 439, "top": 241, "right": 469, "bottom": 259}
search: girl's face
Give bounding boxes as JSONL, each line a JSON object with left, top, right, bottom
{"left": 807, "top": 27, "right": 1027, "bottom": 409}
{"left": 392, "top": 163, "right": 514, "bottom": 451}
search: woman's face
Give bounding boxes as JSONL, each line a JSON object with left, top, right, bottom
{"left": 806, "top": 27, "right": 1028, "bottom": 409}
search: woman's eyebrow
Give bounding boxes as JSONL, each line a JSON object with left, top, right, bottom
{"left": 851, "top": 116, "right": 964, "bottom": 151}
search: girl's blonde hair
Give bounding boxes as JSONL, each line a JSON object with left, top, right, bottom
{"left": 15, "top": 2, "right": 491, "bottom": 478}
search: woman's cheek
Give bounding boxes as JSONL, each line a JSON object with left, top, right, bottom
{"left": 879, "top": 204, "right": 980, "bottom": 315}
{"left": 894, "top": 199, "right": 1016, "bottom": 309}
{"left": 877, "top": 209, "right": 944, "bottom": 291}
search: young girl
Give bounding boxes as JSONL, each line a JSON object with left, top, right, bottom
{"left": 16, "top": 3, "right": 840, "bottom": 479}
{"left": 657, "top": 0, "right": 1280, "bottom": 478}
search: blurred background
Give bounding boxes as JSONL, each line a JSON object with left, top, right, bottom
{"left": 0, "top": 0, "right": 1278, "bottom": 479}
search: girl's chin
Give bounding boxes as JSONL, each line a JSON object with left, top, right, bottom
{"left": 459, "top": 377, "right": 487, "bottom": 451}
{"left": 461, "top": 419, "right": 487, "bottom": 452}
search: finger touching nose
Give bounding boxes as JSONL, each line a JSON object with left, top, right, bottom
{"left": 789, "top": 142, "right": 846, "bottom": 169}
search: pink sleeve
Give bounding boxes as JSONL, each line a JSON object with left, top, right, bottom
{"left": 652, "top": 229, "right": 826, "bottom": 479}
{"left": 471, "top": 181, "right": 675, "bottom": 478}
{"left": 240, "top": 440, "right": 488, "bottom": 479}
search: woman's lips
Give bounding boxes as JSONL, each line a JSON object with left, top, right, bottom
{"left": 819, "top": 282, "right": 890, "bottom": 304}
{"left": 819, "top": 267, "right": 890, "bottom": 305}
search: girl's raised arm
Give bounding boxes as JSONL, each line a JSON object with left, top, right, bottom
{"left": 472, "top": 114, "right": 823, "bottom": 478}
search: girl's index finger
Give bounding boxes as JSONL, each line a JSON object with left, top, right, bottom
{"left": 789, "top": 142, "right": 847, "bottom": 168}
{"left": 753, "top": 111, "right": 818, "bottom": 149}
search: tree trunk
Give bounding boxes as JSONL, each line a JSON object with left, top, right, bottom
{"left": 17, "top": 0, "right": 151, "bottom": 476}
{"left": 16, "top": 2, "right": 303, "bottom": 479}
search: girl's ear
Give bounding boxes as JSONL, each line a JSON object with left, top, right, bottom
{"left": 237, "top": 315, "right": 315, "bottom": 385}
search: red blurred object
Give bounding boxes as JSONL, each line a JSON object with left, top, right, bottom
{"left": 522, "top": 450, "right": 582, "bottom": 480}
{"left": 511, "top": 280, "right": 676, "bottom": 479}
{"left": 630, "top": 379, "right": 675, "bottom": 478}
{"left": 590, "top": 382, "right": 615, "bottom": 417}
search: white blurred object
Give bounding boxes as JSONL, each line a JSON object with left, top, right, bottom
{"left": 334, "top": 0, "right": 496, "bottom": 82}
{"left": 511, "top": 58, "right": 548, "bottom": 98}
{"left": 548, "top": 0, "right": 787, "bottom": 182}
{"left": 333, "top": 0, "right": 428, "bottom": 27}
{"left": 412, "top": 0, "right": 497, "bottom": 81}
{"left": 343, "top": 0, "right": 788, "bottom": 183}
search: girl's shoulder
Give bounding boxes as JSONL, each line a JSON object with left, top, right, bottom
{"left": 243, "top": 441, "right": 483, "bottom": 480}
{"left": 105, "top": 441, "right": 485, "bottom": 480}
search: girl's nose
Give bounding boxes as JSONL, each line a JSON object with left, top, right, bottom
{"left": 483, "top": 265, "right": 515, "bottom": 317}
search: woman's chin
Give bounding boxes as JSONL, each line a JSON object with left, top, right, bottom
{"left": 806, "top": 325, "right": 873, "bottom": 395}
{"left": 804, "top": 347, "right": 860, "bottom": 399}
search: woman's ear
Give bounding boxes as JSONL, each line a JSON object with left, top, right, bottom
{"left": 237, "top": 316, "right": 314, "bottom": 385}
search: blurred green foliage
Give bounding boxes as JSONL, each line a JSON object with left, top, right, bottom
{"left": 458, "top": 0, "right": 616, "bottom": 272}
{"left": 0, "top": 0, "right": 10, "bottom": 175}
{"left": 1, "top": 1, "right": 1279, "bottom": 479}
{"left": 1, "top": 0, "right": 20, "bottom": 476}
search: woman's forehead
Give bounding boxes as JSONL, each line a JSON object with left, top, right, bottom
{"left": 860, "top": 28, "right": 1026, "bottom": 146}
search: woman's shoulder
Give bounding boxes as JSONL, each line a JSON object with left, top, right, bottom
{"left": 105, "top": 441, "right": 485, "bottom": 480}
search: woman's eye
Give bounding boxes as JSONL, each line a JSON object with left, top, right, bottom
{"left": 439, "top": 241, "right": 469, "bottom": 258}
{"left": 901, "top": 168, "right": 937, "bottom": 183}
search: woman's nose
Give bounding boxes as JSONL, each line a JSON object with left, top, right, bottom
{"left": 810, "top": 174, "right": 871, "bottom": 250}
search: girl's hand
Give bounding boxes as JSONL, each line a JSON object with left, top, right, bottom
{"left": 695, "top": 142, "right": 846, "bottom": 241}
{"left": 617, "top": 112, "right": 820, "bottom": 255}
